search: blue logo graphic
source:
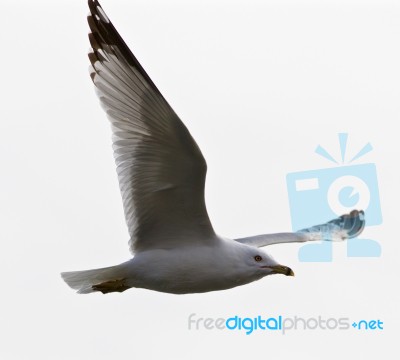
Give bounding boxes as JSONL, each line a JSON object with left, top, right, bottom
{"left": 286, "top": 133, "right": 382, "bottom": 262}
{"left": 188, "top": 313, "right": 384, "bottom": 335}
{"left": 351, "top": 319, "right": 383, "bottom": 330}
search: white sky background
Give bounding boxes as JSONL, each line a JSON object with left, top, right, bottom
{"left": 1, "top": 0, "right": 399, "bottom": 358}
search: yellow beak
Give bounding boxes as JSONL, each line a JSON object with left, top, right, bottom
{"left": 261, "top": 265, "right": 295, "bottom": 276}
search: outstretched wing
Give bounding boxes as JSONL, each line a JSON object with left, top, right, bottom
{"left": 87, "top": 0, "right": 215, "bottom": 253}
{"left": 236, "top": 210, "right": 365, "bottom": 247}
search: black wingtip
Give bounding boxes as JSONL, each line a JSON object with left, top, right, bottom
{"left": 86, "top": 0, "right": 169, "bottom": 100}
{"left": 88, "top": 0, "right": 110, "bottom": 23}
{"left": 333, "top": 209, "right": 366, "bottom": 239}
{"left": 88, "top": 0, "right": 101, "bottom": 12}
{"left": 348, "top": 209, "right": 365, "bottom": 238}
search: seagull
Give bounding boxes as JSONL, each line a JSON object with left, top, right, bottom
{"left": 61, "top": 0, "right": 365, "bottom": 295}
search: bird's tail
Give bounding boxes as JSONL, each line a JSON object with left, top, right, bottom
{"left": 61, "top": 263, "right": 130, "bottom": 294}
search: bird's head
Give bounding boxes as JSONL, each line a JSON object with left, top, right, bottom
{"left": 238, "top": 245, "right": 295, "bottom": 278}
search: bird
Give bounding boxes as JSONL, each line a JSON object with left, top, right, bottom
{"left": 61, "top": 0, "right": 365, "bottom": 295}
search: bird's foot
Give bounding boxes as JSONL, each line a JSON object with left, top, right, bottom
{"left": 92, "top": 278, "right": 129, "bottom": 294}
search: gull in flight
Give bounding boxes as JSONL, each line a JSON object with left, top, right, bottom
{"left": 62, "top": 0, "right": 365, "bottom": 295}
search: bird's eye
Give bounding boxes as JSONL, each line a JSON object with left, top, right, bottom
{"left": 254, "top": 255, "right": 262, "bottom": 262}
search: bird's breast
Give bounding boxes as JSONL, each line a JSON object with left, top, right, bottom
{"left": 128, "top": 245, "right": 257, "bottom": 294}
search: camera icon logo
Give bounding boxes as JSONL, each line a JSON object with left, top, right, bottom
{"left": 286, "top": 133, "right": 382, "bottom": 262}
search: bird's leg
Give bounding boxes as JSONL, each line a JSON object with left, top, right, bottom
{"left": 92, "top": 278, "right": 129, "bottom": 294}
